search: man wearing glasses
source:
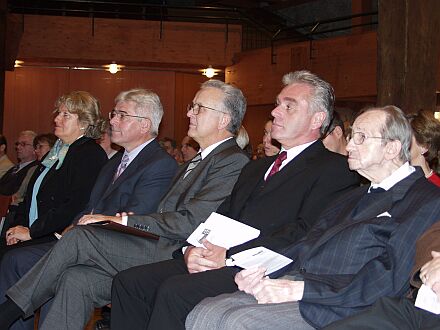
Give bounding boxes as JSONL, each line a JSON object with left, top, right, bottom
{"left": 0, "top": 131, "right": 37, "bottom": 196}
{"left": 0, "top": 81, "right": 250, "bottom": 330}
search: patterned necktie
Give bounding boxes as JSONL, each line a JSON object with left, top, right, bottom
{"left": 183, "top": 153, "right": 202, "bottom": 179}
{"left": 266, "top": 151, "right": 287, "bottom": 181}
{"left": 113, "top": 154, "right": 130, "bottom": 182}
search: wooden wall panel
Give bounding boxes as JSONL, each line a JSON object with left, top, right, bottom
{"left": 242, "top": 104, "right": 273, "bottom": 151}
{"left": 226, "top": 31, "right": 378, "bottom": 106}
{"left": 17, "top": 15, "right": 241, "bottom": 67}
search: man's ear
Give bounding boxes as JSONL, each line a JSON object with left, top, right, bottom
{"left": 140, "top": 118, "right": 152, "bottom": 134}
{"left": 218, "top": 113, "right": 231, "bottom": 130}
{"left": 311, "top": 112, "right": 326, "bottom": 130}
{"left": 333, "top": 126, "right": 344, "bottom": 139}
{"left": 384, "top": 140, "right": 402, "bottom": 160}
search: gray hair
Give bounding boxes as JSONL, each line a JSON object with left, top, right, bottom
{"left": 19, "top": 130, "right": 37, "bottom": 139}
{"left": 115, "top": 88, "right": 163, "bottom": 137}
{"left": 361, "top": 105, "right": 411, "bottom": 163}
{"left": 282, "top": 70, "right": 335, "bottom": 136}
{"left": 200, "top": 80, "right": 247, "bottom": 135}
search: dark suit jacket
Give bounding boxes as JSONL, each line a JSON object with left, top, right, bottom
{"left": 222, "top": 140, "right": 360, "bottom": 256}
{"left": 6, "top": 137, "right": 107, "bottom": 242}
{"left": 0, "top": 160, "right": 39, "bottom": 196}
{"left": 74, "top": 139, "right": 178, "bottom": 222}
{"left": 128, "top": 138, "right": 249, "bottom": 262}
{"left": 277, "top": 168, "right": 440, "bottom": 329}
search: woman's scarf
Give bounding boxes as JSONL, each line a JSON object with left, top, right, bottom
{"left": 41, "top": 139, "right": 70, "bottom": 170}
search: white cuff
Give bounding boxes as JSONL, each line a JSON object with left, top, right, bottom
{"left": 122, "top": 215, "right": 128, "bottom": 226}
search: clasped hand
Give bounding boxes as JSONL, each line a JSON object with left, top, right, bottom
{"left": 420, "top": 251, "right": 440, "bottom": 297}
{"left": 184, "top": 239, "right": 227, "bottom": 274}
{"left": 5, "top": 225, "right": 31, "bottom": 245}
{"left": 235, "top": 267, "right": 304, "bottom": 304}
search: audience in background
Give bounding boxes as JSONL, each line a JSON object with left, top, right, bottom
{"left": 0, "top": 91, "right": 108, "bottom": 262}
{"left": 235, "top": 126, "right": 252, "bottom": 158}
{"left": 322, "top": 112, "right": 348, "bottom": 156}
{"left": 159, "top": 137, "right": 177, "bottom": 156}
{"left": 262, "top": 119, "right": 281, "bottom": 156}
{"left": 10, "top": 133, "right": 57, "bottom": 206}
{"left": 181, "top": 135, "right": 199, "bottom": 162}
{"left": 408, "top": 110, "right": 440, "bottom": 186}
{"left": 0, "top": 134, "right": 14, "bottom": 179}
{"left": 0, "top": 131, "right": 37, "bottom": 196}
{"left": 98, "top": 128, "right": 121, "bottom": 159}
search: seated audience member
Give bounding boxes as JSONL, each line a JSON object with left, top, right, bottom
{"left": 322, "top": 111, "right": 348, "bottom": 156}
{"left": 262, "top": 119, "right": 281, "bottom": 156}
{"left": 0, "top": 131, "right": 37, "bottom": 196}
{"left": 10, "top": 133, "right": 57, "bottom": 206}
{"left": 0, "top": 88, "right": 178, "bottom": 330}
{"left": 107, "top": 70, "right": 360, "bottom": 330}
{"left": 408, "top": 110, "right": 440, "bottom": 186}
{"left": 0, "top": 91, "right": 108, "bottom": 260}
{"left": 159, "top": 137, "right": 177, "bottom": 156}
{"left": 98, "top": 128, "right": 120, "bottom": 159}
{"left": 0, "top": 134, "right": 14, "bottom": 179}
{"left": 182, "top": 105, "right": 440, "bottom": 330}
{"left": 0, "top": 79, "right": 250, "bottom": 330}
{"left": 181, "top": 135, "right": 199, "bottom": 162}
{"left": 325, "top": 221, "right": 440, "bottom": 329}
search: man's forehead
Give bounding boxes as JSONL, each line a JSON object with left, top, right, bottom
{"left": 18, "top": 134, "right": 33, "bottom": 141}
{"left": 353, "top": 111, "right": 385, "bottom": 132}
{"left": 115, "top": 100, "right": 136, "bottom": 112}
{"left": 277, "top": 83, "right": 312, "bottom": 101}
{"left": 194, "top": 87, "right": 223, "bottom": 103}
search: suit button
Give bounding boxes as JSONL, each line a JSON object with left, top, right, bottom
{"left": 299, "top": 267, "right": 306, "bottom": 274}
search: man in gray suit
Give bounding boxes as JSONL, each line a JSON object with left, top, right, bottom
{"left": 0, "top": 80, "right": 249, "bottom": 330}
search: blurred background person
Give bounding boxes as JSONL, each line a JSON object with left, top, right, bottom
{"left": 235, "top": 125, "right": 252, "bottom": 158}
{"left": 0, "top": 131, "right": 37, "bottom": 196}
{"left": 159, "top": 137, "right": 177, "bottom": 156}
{"left": 10, "top": 133, "right": 58, "bottom": 206}
{"left": 322, "top": 112, "right": 348, "bottom": 156}
{"left": 409, "top": 110, "right": 440, "bottom": 186}
{"left": 181, "top": 135, "right": 199, "bottom": 162}
{"left": 0, "top": 134, "right": 14, "bottom": 179}
{"left": 98, "top": 127, "right": 120, "bottom": 160}
{"left": 0, "top": 91, "right": 108, "bottom": 261}
{"left": 262, "top": 119, "right": 281, "bottom": 156}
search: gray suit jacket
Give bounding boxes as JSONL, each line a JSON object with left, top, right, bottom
{"left": 128, "top": 138, "right": 249, "bottom": 262}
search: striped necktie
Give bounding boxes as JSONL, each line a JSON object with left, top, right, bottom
{"left": 183, "top": 153, "right": 202, "bottom": 179}
{"left": 113, "top": 154, "right": 130, "bottom": 182}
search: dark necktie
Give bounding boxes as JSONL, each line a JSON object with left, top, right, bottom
{"left": 353, "top": 187, "right": 386, "bottom": 216}
{"left": 266, "top": 151, "right": 287, "bottom": 181}
{"left": 183, "top": 153, "right": 202, "bottom": 179}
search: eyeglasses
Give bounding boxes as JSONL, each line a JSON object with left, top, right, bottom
{"left": 15, "top": 142, "right": 33, "bottom": 147}
{"left": 35, "top": 143, "right": 49, "bottom": 150}
{"left": 349, "top": 132, "right": 388, "bottom": 145}
{"left": 109, "top": 110, "right": 148, "bottom": 121}
{"left": 54, "top": 110, "right": 73, "bottom": 120}
{"left": 187, "top": 102, "right": 228, "bottom": 115}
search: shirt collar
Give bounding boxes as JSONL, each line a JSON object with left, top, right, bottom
{"left": 200, "top": 137, "right": 233, "bottom": 160}
{"left": 369, "top": 162, "right": 415, "bottom": 192}
{"left": 122, "top": 138, "right": 154, "bottom": 166}
{"left": 281, "top": 140, "right": 316, "bottom": 164}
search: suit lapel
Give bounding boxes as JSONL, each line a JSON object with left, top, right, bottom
{"left": 305, "top": 169, "right": 424, "bottom": 256}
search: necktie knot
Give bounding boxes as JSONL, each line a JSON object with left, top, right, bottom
{"left": 266, "top": 151, "right": 287, "bottom": 181}
{"left": 113, "top": 154, "right": 130, "bottom": 182}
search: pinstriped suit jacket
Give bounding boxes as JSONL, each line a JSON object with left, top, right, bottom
{"left": 277, "top": 168, "right": 440, "bottom": 328}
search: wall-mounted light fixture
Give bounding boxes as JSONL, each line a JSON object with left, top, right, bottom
{"left": 14, "top": 60, "right": 24, "bottom": 68}
{"left": 200, "top": 65, "right": 221, "bottom": 78}
{"left": 103, "top": 62, "right": 125, "bottom": 74}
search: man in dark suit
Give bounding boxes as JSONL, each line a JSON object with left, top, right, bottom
{"left": 0, "top": 88, "right": 178, "bottom": 330}
{"left": 0, "top": 80, "right": 250, "bottom": 330}
{"left": 184, "top": 105, "right": 440, "bottom": 330}
{"left": 0, "top": 131, "right": 37, "bottom": 196}
{"left": 107, "top": 70, "right": 360, "bottom": 330}
{"left": 325, "top": 221, "right": 440, "bottom": 329}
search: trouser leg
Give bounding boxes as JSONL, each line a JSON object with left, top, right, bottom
{"left": 6, "top": 226, "right": 155, "bottom": 319}
{"left": 0, "top": 242, "right": 54, "bottom": 330}
{"left": 147, "top": 266, "right": 239, "bottom": 330}
{"left": 39, "top": 266, "right": 111, "bottom": 330}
